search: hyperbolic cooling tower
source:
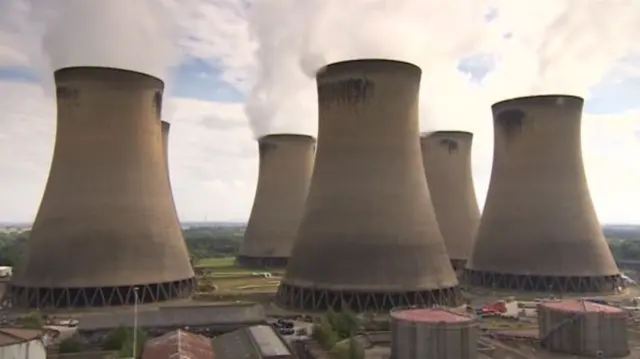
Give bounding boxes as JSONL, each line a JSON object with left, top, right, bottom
{"left": 238, "top": 134, "right": 316, "bottom": 268}
{"left": 276, "top": 59, "right": 462, "bottom": 312}
{"left": 420, "top": 131, "right": 480, "bottom": 271}
{"left": 464, "top": 95, "right": 622, "bottom": 294}
{"left": 9, "top": 67, "right": 196, "bottom": 308}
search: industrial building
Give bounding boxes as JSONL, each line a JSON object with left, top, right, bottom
{"left": 420, "top": 131, "right": 480, "bottom": 271}
{"left": 238, "top": 134, "right": 316, "bottom": 268}
{"left": 211, "top": 324, "right": 295, "bottom": 359}
{"left": 277, "top": 59, "right": 461, "bottom": 312}
{"left": 142, "top": 329, "right": 214, "bottom": 359}
{"left": 0, "top": 327, "right": 47, "bottom": 359}
{"left": 538, "top": 300, "right": 629, "bottom": 358}
{"left": 390, "top": 307, "right": 478, "bottom": 359}
{"left": 465, "top": 95, "right": 622, "bottom": 293}
{"left": 9, "top": 67, "right": 195, "bottom": 308}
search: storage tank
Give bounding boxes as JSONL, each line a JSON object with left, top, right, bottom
{"left": 0, "top": 328, "right": 46, "bottom": 359}
{"left": 390, "top": 308, "right": 478, "bottom": 359}
{"left": 538, "top": 300, "right": 629, "bottom": 358}
{"left": 276, "top": 59, "right": 460, "bottom": 312}
{"left": 420, "top": 131, "right": 480, "bottom": 271}
{"left": 465, "top": 95, "right": 622, "bottom": 294}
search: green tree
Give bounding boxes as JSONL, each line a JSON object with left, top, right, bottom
{"left": 347, "top": 338, "right": 365, "bottom": 359}
{"left": 311, "top": 319, "right": 338, "bottom": 349}
{"left": 58, "top": 338, "right": 84, "bottom": 353}
{"left": 18, "top": 311, "right": 44, "bottom": 329}
{"left": 102, "top": 326, "right": 146, "bottom": 358}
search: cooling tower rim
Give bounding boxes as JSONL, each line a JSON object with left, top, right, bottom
{"left": 492, "top": 94, "right": 584, "bottom": 109}
{"left": 420, "top": 130, "right": 473, "bottom": 138}
{"left": 317, "top": 58, "right": 421, "bottom": 76}
{"left": 258, "top": 133, "right": 317, "bottom": 142}
{"left": 54, "top": 66, "right": 164, "bottom": 84}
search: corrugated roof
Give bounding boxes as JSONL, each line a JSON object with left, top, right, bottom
{"left": 391, "top": 308, "right": 472, "bottom": 323}
{"left": 142, "top": 329, "right": 214, "bottom": 359}
{"left": 247, "top": 325, "right": 291, "bottom": 357}
{"left": 0, "top": 327, "right": 44, "bottom": 346}
{"left": 542, "top": 299, "right": 623, "bottom": 314}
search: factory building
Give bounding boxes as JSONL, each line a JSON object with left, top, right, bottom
{"left": 390, "top": 307, "right": 478, "bottom": 359}
{"left": 142, "top": 329, "right": 214, "bottom": 359}
{"left": 420, "top": 131, "right": 480, "bottom": 271}
{"left": 9, "top": 67, "right": 195, "bottom": 308}
{"left": 538, "top": 300, "right": 629, "bottom": 358}
{"left": 238, "top": 134, "right": 316, "bottom": 268}
{"left": 465, "top": 95, "right": 622, "bottom": 293}
{"left": 277, "top": 59, "right": 461, "bottom": 312}
{"left": 0, "top": 327, "right": 47, "bottom": 359}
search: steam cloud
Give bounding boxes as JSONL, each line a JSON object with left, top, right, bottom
{"left": 245, "top": 0, "right": 640, "bottom": 137}
{"left": 28, "top": 0, "right": 179, "bottom": 81}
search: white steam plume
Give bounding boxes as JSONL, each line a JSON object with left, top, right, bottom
{"left": 28, "top": 0, "right": 179, "bottom": 82}
{"left": 485, "top": 0, "right": 640, "bottom": 100}
{"left": 245, "top": 0, "right": 498, "bottom": 138}
{"left": 246, "top": 0, "right": 640, "bottom": 138}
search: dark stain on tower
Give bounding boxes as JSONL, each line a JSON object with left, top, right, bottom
{"left": 8, "top": 67, "right": 195, "bottom": 309}
{"left": 464, "top": 95, "right": 622, "bottom": 294}
{"left": 318, "top": 78, "right": 375, "bottom": 106}
{"left": 439, "top": 138, "right": 459, "bottom": 154}
{"left": 497, "top": 109, "right": 526, "bottom": 138}
{"left": 276, "top": 59, "right": 461, "bottom": 312}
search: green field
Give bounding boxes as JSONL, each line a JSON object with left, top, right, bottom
{"left": 195, "top": 257, "right": 283, "bottom": 297}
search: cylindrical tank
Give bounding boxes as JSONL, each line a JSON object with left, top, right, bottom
{"left": 9, "top": 67, "right": 195, "bottom": 308}
{"left": 538, "top": 300, "right": 629, "bottom": 358}
{"left": 277, "top": 59, "right": 461, "bottom": 312}
{"left": 238, "top": 134, "right": 316, "bottom": 268}
{"left": 420, "top": 131, "right": 480, "bottom": 271}
{"left": 465, "top": 95, "right": 622, "bottom": 294}
{"left": 390, "top": 308, "right": 478, "bottom": 359}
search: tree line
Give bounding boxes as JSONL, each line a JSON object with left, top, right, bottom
{"left": 0, "top": 227, "right": 245, "bottom": 267}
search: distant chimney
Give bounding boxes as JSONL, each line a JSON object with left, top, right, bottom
{"left": 421, "top": 131, "right": 480, "bottom": 271}
{"left": 277, "top": 59, "right": 461, "bottom": 312}
{"left": 238, "top": 134, "right": 316, "bottom": 268}
{"left": 464, "top": 95, "right": 622, "bottom": 294}
{"left": 9, "top": 67, "right": 195, "bottom": 308}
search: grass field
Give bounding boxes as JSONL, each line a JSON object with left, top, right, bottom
{"left": 195, "top": 257, "right": 282, "bottom": 297}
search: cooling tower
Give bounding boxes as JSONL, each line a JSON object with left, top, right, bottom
{"left": 464, "top": 95, "right": 622, "bottom": 294}
{"left": 237, "top": 134, "right": 316, "bottom": 268}
{"left": 9, "top": 67, "right": 196, "bottom": 308}
{"left": 276, "top": 59, "right": 461, "bottom": 312}
{"left": 420, "top": 131, "right": 480, "bottom": 271}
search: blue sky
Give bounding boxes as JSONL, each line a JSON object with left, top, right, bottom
{"left": 0, "top": 0, "right": 639, "bottom": 224}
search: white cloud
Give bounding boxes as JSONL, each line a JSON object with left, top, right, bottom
{"left": 0, "top": 0, "right": 638, "bottom": 224}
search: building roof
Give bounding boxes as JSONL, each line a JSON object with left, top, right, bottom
{"left": 0, "top": 327, "right": 44, "bottom": 347}
{"left": 541, "top": 299, "right": 623, "bottom": 314}
{"left": 142, "top": 329, "right": 214, "bottom": 359}
{"left": 212, "top": 325, "right": 291, "bottom": 359}
{"left": 391, "top": 308, "right": 473, "bottom": 323}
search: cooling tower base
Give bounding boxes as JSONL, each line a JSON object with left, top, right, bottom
{"left": 236, "top": 255, "right": 288, "bottom": 269}
{"left": 463, "top": 269, "right": 624, "bottom": 294}
{"left": 7, "top": 277, "right": 196, "bottom": 309}
{"left": 451, "top": 259, "right": 467, "bottom": 272}
{"left": 276, "top": 282, "right": 463, "bottom": 312}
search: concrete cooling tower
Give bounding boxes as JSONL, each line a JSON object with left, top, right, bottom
{"left": 464, "top": 95, "right": 622, "bottom": 294}
{"left": 276, "top": 59, "right": 462, "bottom": 312}
{"left": 420, "top": 131, "right": 480, "bottom": 271}
{"left": 9, "top": 67, "right": 196, "bottom": 309}
{"left": 238, "top": 134, "right": 316, "bottom": 268}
